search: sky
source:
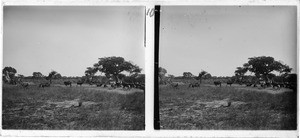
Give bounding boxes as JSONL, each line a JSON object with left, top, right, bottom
{"left": 159, "top": 6, "right": 297, "bottom": 77}
{"left": 3, "top": 6, "right": 145, "bottom": 77}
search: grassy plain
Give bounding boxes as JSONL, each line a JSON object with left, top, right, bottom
{"left": 159, "top": 84, "right": 297, "bottom": 130}
{"left": 2, "top": 84, "right": 145, "bottom": 130}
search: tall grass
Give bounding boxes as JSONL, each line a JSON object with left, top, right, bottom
{"left": 159, "top": 84, "right": 297, "bottom": 130}
{"left": 2, "top": 84, "right": 145, "bottom": 130}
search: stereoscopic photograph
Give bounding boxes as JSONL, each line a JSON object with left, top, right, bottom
{"left": 158, "top": 6, "right": 297, "bottom": 130}
{"left": 3, "top": 6, "right": 145, "bottom": 130}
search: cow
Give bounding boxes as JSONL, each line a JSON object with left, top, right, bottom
{"left": 122, "top": 82, "right": 131, "bottom": 89}
{"left": 116, "top": 82, "right": 122, "bottom": 87}
{"left": 253, "top": 83, "right": 257, "bottom": 87}
{"left": 135, "top": 83, "right": 145, "bottom": 92}
{"left": 189, "top": 82, "right": 200, "bottom": 88}
{"left": 39, "top": 82, "right": 50, "bottom": 88}
{"left": 260, "top": 81, "right": 271, "bottom": 88}
{"left": 271, "top": 81, "right": 280, "bottom": 89}
{"left": 20, "top": 82, "right": 29, "bottom": 89}
{"left": 214, "top": 81, "right": 222, "bottom": 87}
{"left": 170, "top": 83, "right": 179, "bottom": 89}
{"left": 111, "top": 83, "right": 117, "bottom": 89}
{"left": 245, "top": 83, "right": 252, "bottom": 87}
{"left": 64, "top": 81, "right": 72, "bottom": 87}
{"left": 226, "top": 81, "right": 233, "bottom": 86}
{"left": 129, "top": 83, "right": 136, "bottom": 88}
{"left": 96, "top": 83, "right": 103, "bottom": 87}
{"left": 77, "top": 81, "right": 84, "bottom": 86}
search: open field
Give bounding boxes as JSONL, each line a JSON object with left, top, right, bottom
{"left": 2, "top": 84, "right": 145, "bottom": 130}
{"left": 159, "top": 83, "right": 297, "bottom": 130}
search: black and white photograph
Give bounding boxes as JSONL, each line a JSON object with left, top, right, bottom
{"left": 158, "top": 6, "right": 297, "bottom": 130}
{"left": 3, "top": 6, "right": 145, "bottom": 130}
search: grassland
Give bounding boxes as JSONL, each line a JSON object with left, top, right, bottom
{"left": 159, "top": 84, "right": 297, "bottom": 130}
{"left": 2, "top": 84, "right": 145, "bottom": 130}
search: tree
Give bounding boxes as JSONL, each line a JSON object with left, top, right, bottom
{"left": 234, "top": 67, "right": 248, "bottom": 82}
{"left": 17, "top": 74, "right": 24, "bottom": 78}
{"left": 46, "top": 71, "right": 60, "bottom": 83}
{"left": 135, "top": 74, "right": 145, "bottom": 83}
{"left": 183, "top": 72, "right": 193, "bottom": 78}
{"left": 123, "top": 73, "right": 145, "bottom": 84}
{"left": 158, "top": 67, "right": 167, "bottom": 83}
{"left": 197, "top": 70, "right": 209, "bottom": 84}
{"left": 117, "top": 73, "right": 126, "bottom": 81}
{"left": 53, "top": 73, "right": 62, "bottom": 79}
{"left": 2, "top": 67, "right": 17, "bottom": 84}
{"left": 203, "top": 73, "right": 212, "bottom": 79}
{"left": 85, "top": 67, "right": 97, "bottom": 76}
{"left": 92, "top": 56, "right": 141, "bottom": 83}
{"left": 85, "top": 67, "right": 98, "bottom": 82}
{"left": 168, "top": 74, "right": 175, "bottom": 79}
{"left": 243, "top": 56, "right": 292, "bottom": 81}
{"left": 32, "top": 72, "right": 43, "bottom": 78}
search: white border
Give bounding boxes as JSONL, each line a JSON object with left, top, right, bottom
{"left": 1, "top": 0, "right": 299, "bottom": 137}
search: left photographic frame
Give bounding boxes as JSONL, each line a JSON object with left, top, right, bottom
{"left": 2, "top": 6, "right": 145, "bottom": 130}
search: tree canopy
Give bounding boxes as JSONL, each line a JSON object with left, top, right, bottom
{"left": 2, "top": 67, "right": 17, "bottom": 83}
{"left": 183, "top": 72, "right": 193, "bottom": 78}
{"left": 91, "top": 56, "right": 142, "bottom": 82}
{"left": 241, "top": 56, "right": 292, "bottom": 81}
{"left": 46, "top": 71, "right": 61, "bottom": 83}
{"left": 3, "top": 67, "right": 17, "bottom": 78}
{"left": 197, "top": 70, "right": 209, "bottom": 83}
{"left": 158, "top": 67, "right": 167, "bottom": 79}
{"left": 203, "top": 73, "right": 212, "bottom": 79}
{"left": 32, "top": 72, "right": 43, "bottom": 78}
{"left": 234, "top": 67, "right": 248, "bottom": 81}
{"left": 85, "top": 67, "right": 98, "bottom": 77}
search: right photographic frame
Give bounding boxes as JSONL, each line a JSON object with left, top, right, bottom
{"left": 156, "top": 5, "right": 297, "bottom": 130}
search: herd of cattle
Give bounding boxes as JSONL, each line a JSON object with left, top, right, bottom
{"left": 169, "top": 80, "right": 297, "bottom": 91}
{"left": 14, "top": 80, "right": 145, "bottom": 92}
{"left": 63, "top": 80, "right": 145, "bottom": 91}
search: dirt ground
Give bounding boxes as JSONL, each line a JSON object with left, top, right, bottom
{"left": 159, "top": 83, "right": 297, "bottom": 130}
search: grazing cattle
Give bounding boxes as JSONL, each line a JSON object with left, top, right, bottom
{"left": 39, "top": 82, "right": 50, "bottom": 88}
{"left": 189, "top": 82, "right": 200, "bottom": 88}
{"left": 20, "top": 82, "right": 29, "bottom": 89}
{"left": 279, "top": 83, "right": 285, "bottom": 88}
{"left": 129, "top": 83, "right": 136, "bottom": 88}
{"left": 214, "top": 81, "right": 222, "bottom": 87}
{"left": 116, "top": 82, "right": 122, "bottom": 87}
{"left": 77, "top": 81, "right": 84, "bottom": 86}
{"left": 260, "top": 81, "right": 271, "bottom": 88}
{"left": 271, "top": 81, "right": 280, "bottom": 89}
{"left": 111, "top": 83, "right": 117, "bottom": 89}
{"left": 253, "top": 83, "right": 257, "bottom": 87}
{"left": 226, "top": 81, "right": 233, "bottom": 86}
{"left": 266, "top": 82, "right": 272, "bottom": 87}
{"left": 286, "top": 82, "right": 297, "bottom": 91}
{"left": 170, "top": 83, "right": 179, "bottom": 89}
{"left": 96, "top": 83, "right": 103, "bottom": 87}
{"left": 64, "top": 81, "right": 72, "bottom": 87}
{"left": 245, "top": 83, "right": 252, "bottom": 87}
{"left": 140, "top": 85, "right": 145, "bottom": 92}
{"left": 10, "top": 80, "right": 17, "bottom": 85}
{"left": 122, "top": 82, "right": 131, "bottom": 89}
{"left": 135, "top": 83, "right": 145, "bottom": 92}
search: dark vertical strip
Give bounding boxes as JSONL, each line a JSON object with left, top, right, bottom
{"left": 154, "top": 5, "right": 161, "bottom": 130}
{"left": 144, "top": 7, "right": 146, "bottom": 47}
